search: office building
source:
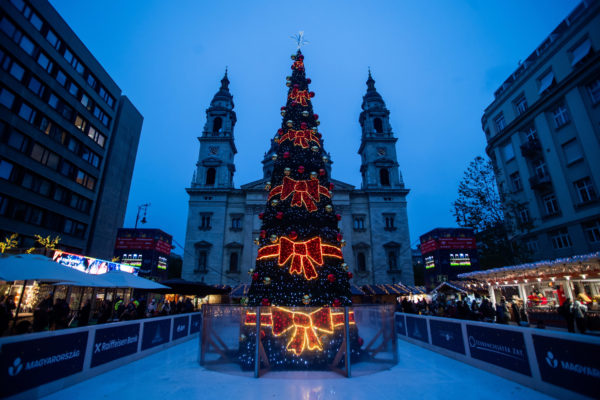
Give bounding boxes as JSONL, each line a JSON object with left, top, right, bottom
{"left": 0, "top": 0, "right": 142, "bottom": 258}
{"left": 482, "top": 1, "right": 600, "bottom": 260}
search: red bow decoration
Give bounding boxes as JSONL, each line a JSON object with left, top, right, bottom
{"left": 245, "top": 307, "right": 356, "bottom": 355}
{"left": 288, "top": 88, "right": 310, "bottom": 106}
{"left": 292, "top": 59, "right": 304, "bottom": 71}
{"left": 257, "top": 236, "right": 343, "bottom": 280}
{"left": 269, "top": 176, "right": 330, "bottom": 212}
{"left": 279, "top": 129, "right": 320, "bottom": 148}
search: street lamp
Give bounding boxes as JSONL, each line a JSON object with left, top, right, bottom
{"left": 135, "top": 203, "right": 150, "bottom": 229}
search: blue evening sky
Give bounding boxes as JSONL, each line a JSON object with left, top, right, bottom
{"left": 51, "top": 0, "right": 579, "bottom": 253}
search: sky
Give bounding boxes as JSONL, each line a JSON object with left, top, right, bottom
{"left": 50, "top": 0, "right": 580, "bottom": 254}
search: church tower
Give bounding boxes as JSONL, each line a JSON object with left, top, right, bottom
{"left": 355, "top": 71, "right": 414, "bottom": 285}
{"left": 193, "top": 71, "right": 237, "bottom": 188}
{"left": 358, "top": 70, "right": 405, "bottom": 190}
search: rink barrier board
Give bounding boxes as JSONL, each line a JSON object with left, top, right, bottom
{"left": 0, "top": 312, "right": 202, "bottom": 400}
{"left": 395, "top": 312, "right": 600, "bottom": 400}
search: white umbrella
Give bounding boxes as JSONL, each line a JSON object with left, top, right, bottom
{"left": 100, "top": 270, "right": 169, "bottom": 290}
{"left": 0, "top": 254, "right": 98, "bottom": 283}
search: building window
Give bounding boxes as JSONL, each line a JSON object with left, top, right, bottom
{"left": 574, "top": 177, "right": 597, "bottom": 204}
{"left": 56, "top": 70, "right": 67, "bottom": 86}
{"left": 9, "top": 62, "right": 24, "bottom": 81}
{"left": 571, "top": 38, "right": 592, "bottom": 66}
{"left": 494, "top": 113, "right": 506, "bottom": 133}
{"left": 562, "top": 140, "right": 582, "bottom": 165}
{"left": 357, "top": 252, "right": 366, "bottom": 272}
{"left": 518, "top": 207, "right": 530, "bottom": 224}
{"left": 373, "top": 118, "right": 383, "bottom": 133}
{"left": 542, "top": 193, "right": 560, "bottom": 216}
{"left": 387, "top": 250, "right": 398, "bottom": 270}
{"left": 524, "top": 238, "right": 539, "bottom": 253}
{"left": 502, "top": 142, "right": 514, "bottom": 161}
{"left": 384, "top": 214, "right": 396, "bottom": 231}
{"left": 588, "top": 79, "right": 600, "bottom": 105}
{"left": 379, "top": 168, "right": 390, "bottom": 186}
{"left": 353, "top": 216, "right": 365, "bottom": 230}
{"left": 199, "top": 214, "right": 212, "bottom": 231}
{"left": 0, "top": 88, "right": 15, "bottom": 109}
{"left": 231, "top": 216, "right": 242, "bottom": 230}
{"left": 550, "top": 228, "right": 572, "bottom": 249}
{"left": 229, "top": 252, "right": 239, "bottom": 273}
{"left": 513, "top": 94, "right": 528, "bottom": 115}
{"left": 206, "top": 168, "right": 216, "bottom": 185}
{"left": 552, "top": 103, "right": 570, "bottom": 128}
{"left": 538, "top": 70, "right": 555, "bottom": 94}
{"left": 525, "top": 126, "right": 538, "bottom": 142}
{"left": 532, "top": 158, "right": 548, "bottom": 178}
{"left": 0, "top": 159, "right": 13, "bottom": 180}
{"left": 197, "top": 251, "right": 208, "bottom": 272}
{"left": 583, "top": 220, "right": 600, "bottom": 243}
{"left": 510, "top": 172, "right": 522, "bottom": 192}
{"left": 212, "top": 117, "right": 222, "bottom": 133}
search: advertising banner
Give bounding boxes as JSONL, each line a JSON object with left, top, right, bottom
{"left": 406, "top": 316, "right": 429, "bottom": 343}
{"left": 533, "top": 334, "right": 600, "bottom": 398}
{"left": 141, "top": 319, "right": 171, "bottom": 350}
{"left": 91, "top": 323, "right": 140, "bottom": 368}
{"left": 466, "top": 325, "right": 531, "bottom": 376}
{"left": 190, "top": 313, "right": 202, "bottom": 334}
{"left": 172, "top": 316, "right": 189, "bottom": 341}
{"left": 429, "top": 319, "right": 465, "bottom": 355}
{"left": 0, "top": 332, "right": 88, "bottom": 397}
{"left": 395, "top": 313, "right": 406, "bottom": 336}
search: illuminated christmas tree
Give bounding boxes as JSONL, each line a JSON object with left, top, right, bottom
{"left": 240, "top": 43, "right": 361, "bottom": 369}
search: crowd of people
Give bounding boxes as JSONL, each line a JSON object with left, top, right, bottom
{"left": 0, "top": 294, "right": 197, "bottom": 336}
{"left": 397, "top": 293, "right": 591, "bottom": 334}
{"left": 398, "top": 294, "right": 528, "bottom": 325}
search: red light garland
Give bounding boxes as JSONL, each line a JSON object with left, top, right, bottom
{"left": 279, "top": 129, "right": 320, "bottom": 149}
{"left": 257, "top": 236, "right": 343, "bottom": 280}
{"left": 269, "top": 176, "right": 330, "bottom": 212}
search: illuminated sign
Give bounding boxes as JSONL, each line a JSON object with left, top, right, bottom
{"left": 450, "top": 253, "right": 471, "bottom": 267}
{"left": 157, "top": 256, "right": 167, "bottom": 270}
{"left": 53, "top": 251, "right": 139, "bottom": 275}
{"left": 425, "top": 255, "right": 435, "bottom": 269}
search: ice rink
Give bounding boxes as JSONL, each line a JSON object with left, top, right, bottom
{"left": 42, "top": 338, "right": 554, "bottom": 400}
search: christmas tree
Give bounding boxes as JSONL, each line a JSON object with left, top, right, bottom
{"left": 239, "top": 47, "right": 361, "bottom": 369}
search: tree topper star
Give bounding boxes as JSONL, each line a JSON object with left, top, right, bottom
{"left": 290, "top": 31, "right": 309, "bottom": 50}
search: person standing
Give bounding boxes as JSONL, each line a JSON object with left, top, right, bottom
{"left": 496, "top": 297, "right": 510, "bottom": 324}
{"left": 558, "top": 298, "right": 575, "bottom": 333}
{"left": 78, "top": 300, "right": 91, "bottom": 327}
{"left": 572, "top": 299, "right": 588, "bottom": 334}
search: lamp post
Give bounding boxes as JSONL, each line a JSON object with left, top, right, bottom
{"left": 135, "top": 203, "right": 150, "bottom": 229}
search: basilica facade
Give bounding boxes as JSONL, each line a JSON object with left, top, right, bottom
{"left": 181, "top": 72, "right": 414, "bottom": 286}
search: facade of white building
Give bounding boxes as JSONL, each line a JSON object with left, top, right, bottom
{"left": 182, "top": 72, "right": 414, "bottom": 286}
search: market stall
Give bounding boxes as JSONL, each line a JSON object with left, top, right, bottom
{"left": 458, "top": 252, "right": 600, "bottom": 330}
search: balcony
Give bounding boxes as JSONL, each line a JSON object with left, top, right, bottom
{"left": 529, "top": 174, "right": 552, "bottom": 191}
{"left": 520, "top": 139, "right": 542, "bottom": 159}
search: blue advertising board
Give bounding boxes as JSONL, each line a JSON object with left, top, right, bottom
{"left": 190, "top": 313, "right": 202, "bottom": 334}
{"left": 429, "top": 319, "right": 465, "bottom": 355}
{"left": 0, "top": 331, "right": 88, "bottom": 397}
{"left": 91, "top": 323, "right": 140, "bottom": 368}
{"left": 532, "top": 334, "right": 600, "bottom": 398}
{"left": 395, "top": 314, "right": 406, "bottom": 336}
{"left": 406, "top": 316, "right": 429, "bottom": 343}
{"left": 172, "top": 316, "right": 189, "bottom": 341}
{"left": 466, "top": 324, "right": 530, "bottom": 376}
{"left": 142, "top": 319, "right": 171, "bottom": 350}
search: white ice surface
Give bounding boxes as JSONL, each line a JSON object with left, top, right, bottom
{"left": 42, "top": 339, "right": 554, "bottom": 400}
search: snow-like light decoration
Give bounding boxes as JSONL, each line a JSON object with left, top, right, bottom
{"left": 257, "top": 236, "right": 343, "bottom": 280}
{"left": 268, "top": 176, "right": 330, "bottom": 212}
{"left": 245, "top": 307, "right": 355, "bottom": 355}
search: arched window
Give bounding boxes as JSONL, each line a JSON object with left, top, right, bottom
{"left": 374, "top": 118, "right": 383, "bottom": 133}
{"left": 206, "top": 168, "right": 216, "bottom": 185}
{"left": 388, "top": 251, "right": 398, "bottom": 270}
{"left": 357, "top": 252, "right": 366, "bottom": 272}
{"left": 212, "top": 117, "right": 222, "bottom": 134}
{"left": 380, "top": 168, "right": 390, "bottom": 186}
{"left": 229, "top": 252, "right": 239, "bottom": 273}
